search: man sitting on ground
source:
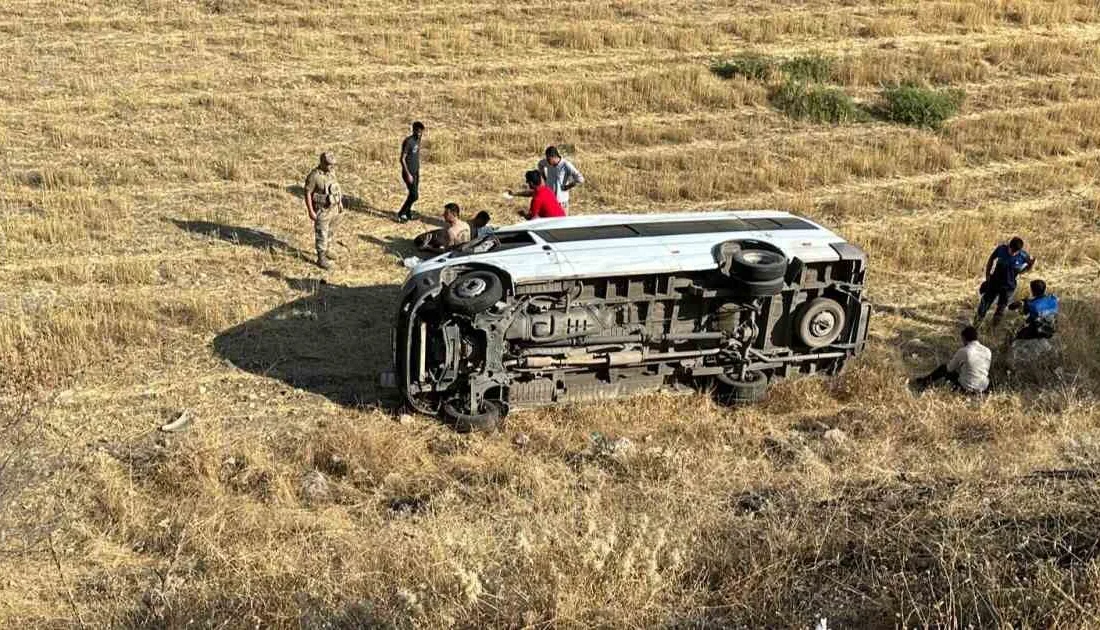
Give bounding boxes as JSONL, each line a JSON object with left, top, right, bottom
{"left": 1009, "top": 279, "right": 1059, "bottom": 341}
{"left": 909, "top": 325, "right": 991, "bottom": 395}
{"left": 415, "top": 202, "right": 470, "bottom": 254}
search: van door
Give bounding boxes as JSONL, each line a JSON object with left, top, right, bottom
{"left": 474, "top": 231, "right": 571, "bottom": 283}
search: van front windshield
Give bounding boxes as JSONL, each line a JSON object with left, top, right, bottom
{"left": 457, "top": 234, "right": 499, "bottom": 254}
{"left": 454, "top": 231, "right": 536, "bottom": 255}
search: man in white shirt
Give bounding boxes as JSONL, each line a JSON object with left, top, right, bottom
{"left": 537, "top": 146, "right": 584, "bottom": 210}
{"left": 910, "top": 326, "right": 992, "bottom": 394}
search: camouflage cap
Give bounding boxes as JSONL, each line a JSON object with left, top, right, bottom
{"left": 319, "top": 151, "right": 336, "bottom": 166}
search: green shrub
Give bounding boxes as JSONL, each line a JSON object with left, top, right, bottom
{"left": 779, "top": 54, "right": 834, "bottom": 82}
{"left": 710, "top": 54, "right": 775, "bottom": 81}
{"left": 882, "top": 86, "right": 965, "bottom": 129}
{"left": 770, "top": 81, "right": 868, "bottom": 124}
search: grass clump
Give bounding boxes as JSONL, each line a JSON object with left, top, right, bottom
{"left": 770, "top": 81, "right": 868, "bottom": 124}
{"left": 882, "top": 86, "right": 965, "bottom": 129}
{"left": 779, "top": 54, "right": 834, "bottom": 82}
{"left": 710, "top": 54, "right": 775, "bottom": 81}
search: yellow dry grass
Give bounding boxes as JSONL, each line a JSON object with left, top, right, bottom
{"left": 3, "top": 1, "right": 1100, "bottom": 627}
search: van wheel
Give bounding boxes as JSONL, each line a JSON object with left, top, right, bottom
{"left": 729, "top": 276, "right": 785, "bottom": 297}
{"left": 796, "top": 298, "right": 847, "bottom": 348}
{"left": 444, "top": 271, "right": 503, "bottom": 315}
{"left": 442, "top": 399, "right": 504, "bottom": 433}
{"left": 730, "top": 247, "right": 787, "bottom": 282}
{"left": 715, "top": 371, "right": 769, "bottom": 405}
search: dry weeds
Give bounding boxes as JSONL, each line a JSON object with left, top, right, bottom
{"left": 3, "top": 0, "right": 1100, "bottom": 627}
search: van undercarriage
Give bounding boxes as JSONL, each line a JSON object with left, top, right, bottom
{"left": 394, "top": 242, "right": 870, "bottom": 430}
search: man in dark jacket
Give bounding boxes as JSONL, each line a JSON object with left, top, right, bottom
{"left": 973, "top": 236, "right": 1035, "bottom": 327}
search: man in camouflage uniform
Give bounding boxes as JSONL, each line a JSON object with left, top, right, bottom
{"left": 304, "top": 152, "right": 342, "bottom": 270}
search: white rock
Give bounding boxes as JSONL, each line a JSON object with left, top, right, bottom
{"left": 607, "top": 437, "right": 636, "bottom": 461}
{"left": 823, "top": 428, "right": 848, "bottom": 445}
{"left": 159, "top": 409, "right": 194, "bottom": 433}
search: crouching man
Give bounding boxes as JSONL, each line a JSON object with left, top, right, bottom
{"left": 910, "top": 326, "right": 991, "bottom": 395}
{"left": 1009, "top": 279, "right": 1059, "bottom": 341}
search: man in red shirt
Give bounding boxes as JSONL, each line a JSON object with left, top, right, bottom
{"left": 512, "top": 170, "right": 565, "bottom": 219}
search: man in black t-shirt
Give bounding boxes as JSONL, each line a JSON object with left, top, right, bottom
{"left": 398, "top": 121, "right": 425, "bottom": 222}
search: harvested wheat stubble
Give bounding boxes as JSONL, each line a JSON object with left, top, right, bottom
{"left": 3, "top": 0, "right": 1100, "bottom": 628}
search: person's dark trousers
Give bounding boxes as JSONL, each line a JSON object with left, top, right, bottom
{"left": 398, "top": 175, "right": 419, "bottom": 220}
{"left": 1015, "top": 322, "right": 1052, "bottom": 341}
{"left": 916, "top": 364, "right": 960, "bottom": 389}
{"left": 912, "top": 364, "right": 988, "bottom": 394}
{"left": 975, "top": 286, "right": 1012, "bottom": 325}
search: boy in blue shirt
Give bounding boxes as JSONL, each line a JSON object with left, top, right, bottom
{"left": 1009, "top": 279, "right": 1058, "bottom": 340}
{"left": 974, "top": 236, "right": 1035, "bottom": 327}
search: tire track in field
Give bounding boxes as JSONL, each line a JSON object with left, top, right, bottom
{"left": 7, "top": 72, "right": 1100, "bottom": 169}
{"left": 870, "top": 266, "right": 1100, "bottom": 321}
{"left": 0, "top": 248, "right": 270, "bottom": 276}
{"left": 4, "top": 23, "right": 1098, "bottom": 108}
{"left": 3, "top": 0, "right": 1078, "bottom": 40}
{"left": 602, "top": 147, "right": 1100, "bottom": 214}
{"left": 3, "top": 149, "right": 1097, "bottom": 280}
{"left": 7, "top": 94, "right": 1100, "bottom": 186}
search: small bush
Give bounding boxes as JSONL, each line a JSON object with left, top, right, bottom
{"left": 779, "top": 54, "right": 834, "bottom": 82}
{"left": 882, "top": 86, "right": 965, "bottom": 129}
{"left": 770, "top": 81, "right": 868, "bottom": 124}
{"left": 710, "top": 54, "right": 775, "bottom": 81}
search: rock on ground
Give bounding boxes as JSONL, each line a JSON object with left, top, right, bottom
{"left": 823, "top": 428, "right": 848, "bottom": 445}
{"left": 1009, "top": 338, "right": 1058, "bottom": 366}
{"left": 299, "top": 470, "right": 330, "bottom": 505}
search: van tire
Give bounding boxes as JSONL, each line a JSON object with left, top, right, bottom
{"left": 444, "top": 271, "right": 503, "bottom": 315}
{"left": 715, "top": 371, "right": 769, "bottom": 405}
{"left": 730, "top": 247, "right": 787, "bottom": 282}
{"left": 442, "top": 399, "right": 504, "bottom": 433}
{"left": 729, "top": 276, "right": 785, "bottom": 297}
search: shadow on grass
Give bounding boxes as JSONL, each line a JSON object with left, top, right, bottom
{"left": 169, "top": 218, "right": 312, "bottom": 262}
{"left": 360, "top": 234, "right": 423, "bottom": 262}
{"left": 278, "top": 182, "right": 422, "bottom": 224}
{"left": 213, "top": 280, "right": 401, "bottom": 408}
{"left": 876, "top": 303, "right": 965, "bottom": 329}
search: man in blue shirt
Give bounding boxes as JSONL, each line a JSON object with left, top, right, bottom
{"left": 1009, "top": 279, "right": 1058, "bottom": 340}
{"left": 973, "top": 236, "right": 1035, "bottom": 327}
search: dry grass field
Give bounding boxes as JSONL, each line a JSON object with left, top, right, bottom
{"left": 5, "top": 0, "right": 1100, "bottom": 627}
